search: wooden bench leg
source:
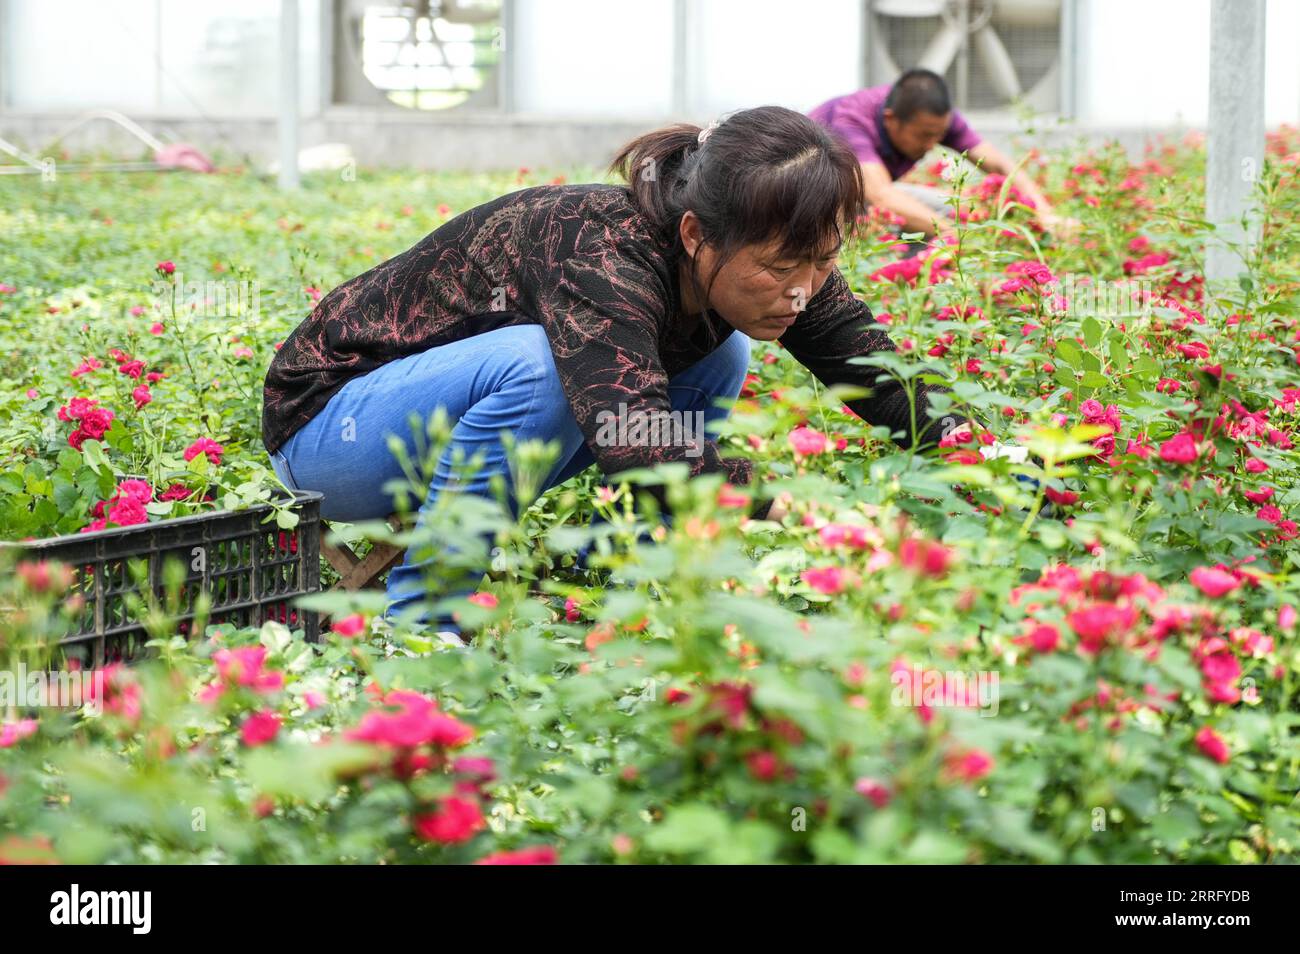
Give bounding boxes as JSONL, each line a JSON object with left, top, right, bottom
{"left": 321, "top": 515, "right": 408, "bottom": 592}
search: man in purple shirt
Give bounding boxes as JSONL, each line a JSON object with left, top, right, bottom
{"left": 809, "top": 69, "right": 1067, "bottom": 240}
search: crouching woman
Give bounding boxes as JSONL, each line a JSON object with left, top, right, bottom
{"left": 261, "top": 105, "right": 968, "bottom": 630}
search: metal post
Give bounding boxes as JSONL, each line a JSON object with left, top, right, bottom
{"left": 1205, "top": 0, "right": 1266, "bottom": 284}
{"left": 500, "top": 0, "right": 516, "bottom": 114}
{"left": 954, "top": 0, "right": 970, "bottom": 111}
{"left": 1059, "top": 0, "right": 1078, "bottom": 120}
{"left": 279, "top": 0, "right": 300, "bottom": 189}
{"left": 860, "top": 0, "right": 872, "bottom": 89}
{"left": 863, "top": 0, "right": 873, "bottom": 87}
{"left": 0, "top": 0, "right": 7, "bottom": 112}
{"left": 320, "top": 0, "right": 334, "bottom": 114}
{"left": 672, "top": 0, "right": 689, "bottom": 115}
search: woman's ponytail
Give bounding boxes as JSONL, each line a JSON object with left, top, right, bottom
{"left": 608, "top": 123, "right": 703, "bottom": 237}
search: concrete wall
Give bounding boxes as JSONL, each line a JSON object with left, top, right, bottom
{"left": 0, "top": 108, "right": 1201, "bottom": 173}
{"left": 2, "top": 0, "right": 1290, "bottom": 173}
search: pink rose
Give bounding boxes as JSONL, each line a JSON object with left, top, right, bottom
{"left": 854, "top": 777, "right": 893, "bottom": 808}
{"left": 802, "top": 566, "right": 848, "bottom": 595}
{"left": 412, "top": 795, "right": 485, "bottom": 844}
{"left": 1190, "top": 566, "right": 1240, "bottom": 599}
{"left": 788, "top": 425, "right": 830, "bottom": 457}
{"left": 184, "top": 437, "right": 224, "bottom": 466}
{"left": 1194, "top": 726, "right": 1230, "bottom": 764}
{"left": 240, "top": 710, "right": 281, "bottom": 747}
{"left": 331, "top": 613, "right": 368, "bottom": 638}
{"left": 1159, "top": 433, "right": 1198, "bottom": 464}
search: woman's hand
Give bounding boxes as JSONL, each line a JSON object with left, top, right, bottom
{"left": 741, "top": 493, "right": 789, "bottom": 530}
{"left": 765, "top": 498, "right": 789, "bottom": 523}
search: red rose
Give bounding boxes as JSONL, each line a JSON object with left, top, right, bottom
{"left": 898, "top": 538, "right": 952, "bottom": 578}
{"left": 854, "top": 777, "right": 892, "bottom": 808}
{"left": 1044, "top": 487, "right": 1079, "bottom": 506}
{"left": 1194, "top": 726, "right": 1230, "bottom": 764}
{"left": 106, "top": 495, "right": 148, "bottom": 527}
{"left": 944, "top": 748, "right": 994, "bottom": 783}
{"left": 1159, "top": 433, "right": 1198, "bottom": 464}
{"left": 789, "top": 425, "right": 830, "bottom": 456}
{"left": 412, "top": 795, "right": 485, "bottom": 844}
{"left": 802, "top": 566, "right": 848, "bottom": 595}
{"left": 346, "top": 690, "right": 474, "bottom": 749}
{"left": 474, "top": 845, "right": 557, "bottom": 865}
{"left": 1190, "top": 566, "right": 1240, "bottom": 599}
{"left": 240, "top": 710, "right": 281, "bottom": 747}
{"left": 331, "top": 613, "right": 367, "bottom": 638}
{"left": 745, "top": 750, "right": 781, "bottom": 782}
{"left": 183, "top": 437, "right": 224, "bottom": 466}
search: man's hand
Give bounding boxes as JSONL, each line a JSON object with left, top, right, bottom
{"left": 862, "top": 162, "right": 952, "bottom": 239}
{"left": 1036, "top": 210, "right": 1080, "bottom": 238}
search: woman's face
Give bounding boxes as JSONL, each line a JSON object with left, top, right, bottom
{"left": 678, "top": 211, "right": 840, "bottom": 341}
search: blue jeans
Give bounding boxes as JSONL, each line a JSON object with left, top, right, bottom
{"left": 269, "top": 323, "right": 752, "bottom": 627}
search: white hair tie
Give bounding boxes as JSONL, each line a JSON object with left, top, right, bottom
{"left": 697, "top": 119, "right": 721, "bottom": 145}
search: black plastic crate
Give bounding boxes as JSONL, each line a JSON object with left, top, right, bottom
{"left": 0, "top": 490, "right": 323, "bottom": 666}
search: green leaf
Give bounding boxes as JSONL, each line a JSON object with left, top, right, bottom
{"left": 260, "top": 620, "right": 293, "bottom": 655}
{"left": 52, "top": 474, "right": 80, "bottom": 511}
{"left": 244, "top": 742, "right": 376, "bottom": 802}
{"left": 0, "top": 470, "right": 25, "bottom": 494}
{"left": 986, "top": 805, "right": 1065, "bottom": 863}
{"left": 903, "top": 829, "right": 969, "bottom": 863}
{"left": 1055, "top": 339, "right": 1084, "bottom": 369}
{"left": 1147, "top": 804, "right": 1201, "bottom": 852}
{"left": 80, "top": 439, "right": 109, "bottom": 475}
{"left": 645, "top": 804, "right": 730, "bottom": 856}
{"left": 1109, "top": 337, "right": 1129, "bottom": 371}
{"left": 103, "top": 418, "right": 133, "bottom": 454}
{"left": 709, "top": 820, "right": 780, "bottom": 864}
{"left": 1132, "top": 354, "right": 1161, "bottom": 379}
{"left": 1228, "top": 840, "right": 1260, "bottom": 863}
{"left": 1082, "top": 317, "right": 1103, "bottom": 349}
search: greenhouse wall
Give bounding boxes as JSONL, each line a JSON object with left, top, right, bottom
{"left": 1, "top": 0, "right": 1297, "bottom": 171}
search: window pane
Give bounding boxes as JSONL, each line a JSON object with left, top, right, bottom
{"left": 7, "top": 0, "right": 159, "bottom": 112}
{"left": 513, "top": 0, "right": 674, "bottom": 116}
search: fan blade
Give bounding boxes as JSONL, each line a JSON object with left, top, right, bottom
{"left": 873, "top": 0, "right": 946, "bottom": 15}
{"left": 991, "top": 0, "right": 1060, "bottom": 29}
{"left": 868, "top": 15, "right": 903, "bottom": 83}
{"left": 973, "top": 25, "right": 1022, "bottom": 100}
{"left": 918, "top": 23, "right": 965, "bottom": 75}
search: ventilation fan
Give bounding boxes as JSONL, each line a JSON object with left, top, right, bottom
{"left": 867, "top": 0, "right": 1063, "bottom": 111}
{"left": 334, "top": 0, "right": 501, "bottom": 110}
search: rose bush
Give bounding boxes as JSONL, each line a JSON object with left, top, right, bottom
{"left": 1, "top": 137, "right": 1298, "bottom": 864}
